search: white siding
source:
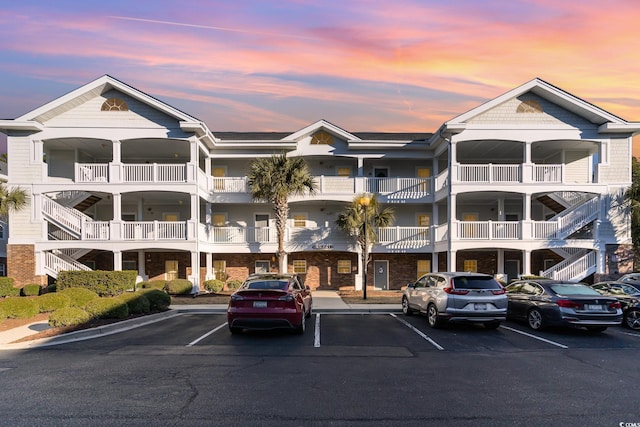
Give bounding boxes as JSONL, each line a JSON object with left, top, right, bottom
{"left": 564, "top": 151, "right": 590, "bottom": 183}
{"left": 44, "top": 90, "right": 181, "bottom": 130}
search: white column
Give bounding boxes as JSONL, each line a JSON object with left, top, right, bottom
{"left": 113, "top": 250, "right": 122, "bottom": 271}
{"left": 356, "top": 249, "right": 364, "bottom": 290}
{"left": 112, "top": 140, "right": 122, "bottom": 163}
{"left": 448, "top": 250, "right": 457, "bottom": 272}
{"left": 137, "top": 251, "right": 147, "bottom": 281}
{"left": 497, "top": 250, "right": 504, "bottom": 275}
{"left": 206, "top": 252, "right": 214, "bottom": 280}
{"left": 432, "top": 253, "right": 439, "bottom": 273}
{"left": 113, "top": 193, "right": 122, "bottom": 221}
{"left": 523, "top": 250, "right": 532, "bottom": 276}
{"left": 189, "top": 251, "right": 200, "bottom": 293}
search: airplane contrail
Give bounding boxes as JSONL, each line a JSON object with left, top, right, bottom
{"left": 109, "top": 16, "right": 318, "bottom": 40}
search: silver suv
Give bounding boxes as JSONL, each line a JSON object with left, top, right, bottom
{"left": 402, "top": 272, "right": 507, "bottom": 329}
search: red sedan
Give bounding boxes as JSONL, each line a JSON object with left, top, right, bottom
{"left": 227, "top": 273, "right": 312, "bottom": 334}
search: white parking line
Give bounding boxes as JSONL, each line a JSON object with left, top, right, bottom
{"left": 186, "top": 322, "right": 228, "bottom": 347}
{"left": 615, "top": 330, "right": 640, "bottom": 338}
{"left": 500, "top": 325, "right": 568, "bottom": 349}
{"left": 314, "top": 313, "right": 321, "bottom": 347}
{"left": 390, "top": 313, "right": 444, "bottom": 351}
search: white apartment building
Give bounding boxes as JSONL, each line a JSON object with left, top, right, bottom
{"left": 0, "top": 75, "right": 637, "bottom": 290}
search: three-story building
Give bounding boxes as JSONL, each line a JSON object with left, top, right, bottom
{"left": 0, "top": 75, "right": 637, "bottom": 289}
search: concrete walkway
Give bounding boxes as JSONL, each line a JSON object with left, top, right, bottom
{"left": 0, "top": 291, "right": 401, "bottom": 348}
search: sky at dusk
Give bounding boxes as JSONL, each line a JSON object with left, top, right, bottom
{"left": 1, "top": 0, "right": 640, "bottom": 152}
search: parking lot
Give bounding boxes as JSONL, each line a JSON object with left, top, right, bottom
{"left": 62, "top": 311, "right": 640, "bottom": 354}
{"left": 2, "top": 311, "right": 640, "bottom": 426}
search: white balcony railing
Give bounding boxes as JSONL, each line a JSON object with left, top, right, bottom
{"left": 122, "top": 221, "right": 187, "bottom": 240}
{"left": 455, "top": 221, "right": 520, "bottom": 240}
{"left": 457, "top": 164, "right": 521, "bottom": 183}
{"left": 74, "top": 163, "right": 188, "bottom": 183}
{"left": 533, "top": 164, "right": 563, "bottom": 183}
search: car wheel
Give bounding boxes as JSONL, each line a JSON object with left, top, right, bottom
{"left": 427, "top": 304, "right": 443, "bottom": 328}
{"left": 527, "top": 308, "right": 544, "bottom": 330}
{"left": 624, "top": 309, "right": 640, "bottom": 330}
{"left": 586, "top": 326, "right": 607, "bottom": 333}
{"left": 401, "top": 296, "right": 413, "bottom": 316}
{"left": 484, "top": 321, "right": 501, "bottom": 330}
{"left": 295, "top": 314, "right": 306, "bottom": 334}
{"left": 229, "top": 326, "right": 242, "bottom": 334}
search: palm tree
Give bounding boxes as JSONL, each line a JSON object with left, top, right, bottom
{"left": 248, "top": 153, "right": 317, "bottom": 273}
{"left": 0, "top": 183, "right": 28, "bottom": 216}
{"left": 626, "top": 157, "right": 640, "bottom": 265}
{"left": 336, "top": 193, "right": 394, "bottom": 298}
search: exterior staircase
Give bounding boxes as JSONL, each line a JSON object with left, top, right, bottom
{"left": 541, "top": 249, "right": 597, "bottom": 282}
{"left": 44, "top": 250, "right": 92, "bottom": 279}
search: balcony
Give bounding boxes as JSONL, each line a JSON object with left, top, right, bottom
{"left": 203, "top": 175, "right": 433, "bottom": 198}
{"left": 75, "top": 163, "right": 192, "bottom": 183}
{"left": 453, "top": 164, "right": 564, "bottom": 184}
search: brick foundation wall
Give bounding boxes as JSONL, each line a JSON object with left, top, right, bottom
{"left": 7, "top": 244, "right": 46, "bottom": 286}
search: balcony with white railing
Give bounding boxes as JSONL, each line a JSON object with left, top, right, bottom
{"left": 454, "top": 221, "right": 521, "bottom": 240}
{"left": 122, "top": 221, "right": 188, "bottom": 240}
{"left": 75, "top": 163, "right": 191, "bottom": 183}
{"left": 205, "top": 175, "right": 433, "bottom": 198}
{"left": 452, "top": 163, "right": 568, "bottom": 185}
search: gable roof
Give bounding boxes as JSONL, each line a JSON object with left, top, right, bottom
{"left": 444, "top": 77, "right": 633, "bottom": 132}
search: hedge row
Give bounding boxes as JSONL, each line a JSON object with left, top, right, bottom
{"left": 56, "top": 270, "right": 138, "bottom": 296}
{"left": 0, "top": 287, "right": 171, "bottom": 328}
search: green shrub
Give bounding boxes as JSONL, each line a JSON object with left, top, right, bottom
{"left": 42, "top": 283, "right": 57, "bottom": 294}
{"left": 58, "top": 287, "right": 99, "bottom": 308}
{"left": 226, "top": 280, "right": 243, "bottom": 291}
{"left": 37, "top": 293, "right": 71, "bottom": 313}
{"left": 85, "top": 297, "right": 129, "bottom": 319}
{"left": 165, "top": 279, "right": 193, "bottom": 295}
{"left": 138, "top": 280, "right": 167, "bottom": 290}
{"left": 56, "top": 270, "right": 137, "bottom": 297}
{"left": 203, "top": 279, "right": 224, "bottom": 293}
{"left": 118, "top": 292, "right": 150, "bottom": 315}
{"left": 49, "top": 307, "right": 91, "bottom": 327}
{"left": 138, "top": 289, "right": 171, "bottom": 311}
{"left": 21, "top": 284, "right": 42, "bottom": 296}
{"left": 0, "top": 277, "right": 19, "bottom": 297}
{"left": 0, "top": 297, "right": 39, "bottom": 319}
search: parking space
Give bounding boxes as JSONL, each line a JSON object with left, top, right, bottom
{"left": 59, "top": 311, "right": 640, "bottom": 355}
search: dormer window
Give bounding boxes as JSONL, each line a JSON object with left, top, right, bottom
{"left": 311, "top": 130, "right": 334, "bottom": 145}
{"left": 516, "top": 99, "right": 543, "bottom": 113}
{"left": 101, "top": 97, "right": 129, "bottom": 111}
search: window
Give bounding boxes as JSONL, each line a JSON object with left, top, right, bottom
{"left": 214, "top": 260, "right": 226, "bottom": 280}
{"left": 417, "top": 214, "right": 430, "bottom": 226}
{"left": 293, "top": 214, "right": 306, "bottom": 227}
{"left": 463, "top": 260, "right": 477, "bottom": 272}
{"left": 293, "top": 260, "right": 307, "bottom": 274}
{"left": 123, "top": 260, "right": 137, "bottom": 271}
{"left": 212, "top": 167, "right": 226, "bottom": 191}
{"left": 338, "top": 260, "right": 351, "bottom": 274}
{"left": 417, "top": 260, "right": 431, "bottom": 278}
{"left": 311, "top": 130, "right": 333, "bottom": 145}
{"left": 165, "top": 260, "right": 179, "bottom": 281}
{"left": 213, "top": 214, "right": 226, "bottom": 226}
{"left": 101, "top": 97, "right": 129, "bottom": 111}
{"left": 337, "top": 167, "right": 351, "bottom": 177}
{"left": 0, "top": 263, "right": 6, "bottom": 276}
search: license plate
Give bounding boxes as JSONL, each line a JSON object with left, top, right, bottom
{"left": 253, "top": 301, "right": 267, "bottom": 308}
{"left": 474, "top": 303, "right": 487, "bottom": 310}
{"left": 585, "top": 304, "right": 605, "bottom": 311}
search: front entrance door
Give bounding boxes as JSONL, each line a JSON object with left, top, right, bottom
{"left": 505, "top": 260, "right": 520, "bottom": 283}
{"left": 165, "top": 260, "right": 179, "bottom": 281}
{"left": 255, "top": 260, "right": 270, "bottom": 274}
{"left": 374, "top": 260, "right": 389, "bottom": 290}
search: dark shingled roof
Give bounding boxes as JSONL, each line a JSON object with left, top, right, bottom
{"left": 213, "top": 131, "right": 432, "bottom": 141}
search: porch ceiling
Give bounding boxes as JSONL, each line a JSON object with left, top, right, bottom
{"left": 456, "top": 139, "right": 596, "bottom": 161}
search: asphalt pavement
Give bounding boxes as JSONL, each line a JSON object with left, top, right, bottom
{"left": 0, "top": 290, "right": 401, "bottom": 349}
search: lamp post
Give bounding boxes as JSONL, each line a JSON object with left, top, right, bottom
{"left": 358, "top": 195, "right": 371, "bottom": 300}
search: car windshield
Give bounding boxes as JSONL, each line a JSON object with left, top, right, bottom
{"left": 550, "top": 284, "right": 600, "bottom": 296}
{"left": 452, "top": 276, "right": 501, "bottom": 290}
{"left": 245, "top": 280, "right": 288, "bottom": 290}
